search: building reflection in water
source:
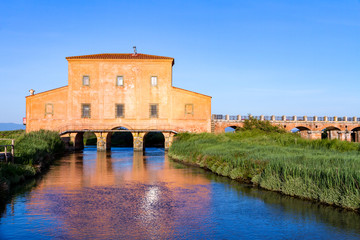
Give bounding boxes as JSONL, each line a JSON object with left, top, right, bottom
{"left": 21, "top": 148, "right": 212, "bottom": 239}
{"left": 2, "top": 148, "right": 360, "bottom": 239}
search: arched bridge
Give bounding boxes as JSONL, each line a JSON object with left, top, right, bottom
{"left": 60, "top": 129, "right": 177, "bottom": 152}
{"left": 212, "top": 114, "right": 360, "bottom": 142}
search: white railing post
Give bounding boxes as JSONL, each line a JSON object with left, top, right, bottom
{"left": 4, "top": 146, "right": 7, "bottom": 163}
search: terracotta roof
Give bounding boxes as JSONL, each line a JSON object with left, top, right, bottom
{"left": 66, "top": 53, "right": 174, "bottom": 63}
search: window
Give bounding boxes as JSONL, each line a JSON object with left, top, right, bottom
{"left": 150, "top": 104, "right": 158, "bottom": 118}
{"left": 116, "top": 76, "right": 124, "bottom": 86}
{"left": 82, "top": 75, "right": 90, "bottom": 86}
{"left": 115, "top": 104, "right": 124, "bottom": 118}
{"left": 82, "top": 104, "right": 91, "bottom": 118}
{"left": 185, "top": 104, "right": 194, "bottom": 115}
{"left": 151, "top": 76, "right": 157, "bottom": 87}
{"left": 45, "top": 103, "right": 53, "bottom": 115}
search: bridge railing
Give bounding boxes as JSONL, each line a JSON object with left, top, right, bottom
{"left": 212, "top": 114, "right": 360, "bottom": 122}
{"left": 229, "top": 115, "right": 238, "bottom": 120}
{"left": 212, "top": 114, "right": 225, "bottom": 120}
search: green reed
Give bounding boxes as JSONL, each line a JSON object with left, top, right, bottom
{"left": 0, "top": 130, "right": 64, "bottom": 187}
{"left": 169, "top": 131, "right": 360, "bottom": 210}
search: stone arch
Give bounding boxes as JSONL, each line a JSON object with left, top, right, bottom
{"left": 225, "top": 126, "right": 239, "bottom": 133}
{"left": 293, "top": 126, "right": 311, "bottom": 131}
{"left": 143, "top": 131, "right": 165, "bottom": 149}
{"left": 107, "top": 126, "right": 133, "bottom": 149}
{"left": 83, "top": 131, "right": 97, "bottom": 146}
{"left": 292, "top": 126, "right": 311, "bottom": 139}
{"left": 74, "top": 132, "right": 85, "bottom": 150}
{"left": 350, "top": 126, "right": 360, "bottom": 142}
{"left": 322, "top": 126, "right": 341, "bottom": 140}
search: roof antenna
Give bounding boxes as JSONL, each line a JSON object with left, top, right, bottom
{"left": 133, "top": 46, "right": 137, "bottom": 55}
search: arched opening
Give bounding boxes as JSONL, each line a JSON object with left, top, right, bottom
{"left": 351, "top": 127, "right": 360, "bottom": 142}
{"left": 225, "top": 126, "right": 238, "bottom": 133}
{"left": 292, "top": 126, "right": 311, "bottom": 138}
{"left": 107, "top": 127, "right": 133, "bottom": 149}
{"left": 143, "top": 131, "right": 165, "bottom": 149}
{"left": 83, "top": 132, "right": 97, "bottom": 146}
{"left": 290, "top": 127, "right": 300, "bottom": 133}
{"left": 74, "top": 132, "right": 84, "bottom": 150}
{"left": 322, "top": 127, "right": 341, "bottom": 140}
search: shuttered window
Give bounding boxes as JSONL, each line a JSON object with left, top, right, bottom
{"left": 116, "top": 104, "right": 124, "bottom": 118}
{"left": 82, "top": 104, "right": 91, "bottom": 118}
{"left": 150, "top": 104, "right": 158, "bottom": 118}
{"left": 82, "top": 76, "right": 90, "bottom": 86}
{"left": 185, "top": 104, "right": 194, "bottom": 115}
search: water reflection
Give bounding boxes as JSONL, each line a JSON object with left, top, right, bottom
{"left": 0, "top": 148, "right": 359, "bottom": 239}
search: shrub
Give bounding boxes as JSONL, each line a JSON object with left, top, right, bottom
{"left": 15, "top": 130, "right": 65, "bottom": 165}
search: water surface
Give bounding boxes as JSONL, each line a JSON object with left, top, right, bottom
{"left": 1, "top": 147, "right": 360, "bottom": 239}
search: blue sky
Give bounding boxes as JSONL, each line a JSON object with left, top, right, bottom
{"left": 0, "top": 0, "right": 359, "bottom": 123}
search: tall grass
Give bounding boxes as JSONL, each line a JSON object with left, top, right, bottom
{"left": 0, "top": 130, "right": 25, "bottom": 151}
{"left": 15, "top": 130, "right": 65, "bottom": 165}
{"left": 0, "top": 130, "right": 64, "bottom": 187}
{"left": 169, "top": 131, "right": 360, "bottom": 210}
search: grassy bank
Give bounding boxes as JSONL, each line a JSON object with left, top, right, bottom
{"left": 169, "top": 130, "right": 360, "bottom": 211}
{"left": 0, "top": 130, "right": 64, "bottom": 190}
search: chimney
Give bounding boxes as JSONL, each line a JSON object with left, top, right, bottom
{"left": 133, "top": 46, "right": 137, "bottom": 55}
{"left": 29, "top": 89, "right": 35, "bottom": 95}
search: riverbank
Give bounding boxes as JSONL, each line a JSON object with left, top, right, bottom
{"left": 168, "top": 130, "right": 360, "bottom": 211}
{"left": 0, "top": 130, "right": 64, "bottom": 192}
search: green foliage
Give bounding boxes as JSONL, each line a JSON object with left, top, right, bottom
{"left": 240, "top": 116, "right": 286, "bottom": 133}
{"left": 0, "top": 163, "right": 36, "bottom": 186}
{"left": 0, "top": 130, "right": 25, "bottom": 139}
{"left": 83, "top": 132, "right": 97, "bottom": 145}
{"left": 15, "top": 130, "right": 65, "bottom": 165}
{"left": 0, "top": 130, "right": 25, "bottom": 151}
{"left": 0, "top": 130, "right": 64, "bottom": 188}
{"left": 169, "top": 131, "right": 360, "bottom": 210}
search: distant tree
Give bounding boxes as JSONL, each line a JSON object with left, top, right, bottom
{"left": 239, "top": 115, "right": 286, "bottom": 133}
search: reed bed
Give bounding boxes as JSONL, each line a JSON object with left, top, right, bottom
{"left": 169, "top": 130, "right": 360, "bottom": 210}
{"left": 0, "top": 130, "right": 64, "bottom": 187}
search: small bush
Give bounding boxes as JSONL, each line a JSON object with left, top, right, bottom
{"left": 240, "top": 116, "right": 286, "bottom": 133}
{"left": 15, "top": 130, "right": 65, "bottom": 165}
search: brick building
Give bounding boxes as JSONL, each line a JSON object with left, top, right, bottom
{"left": 25, "top": 52, "right": 212, "bottom": 150}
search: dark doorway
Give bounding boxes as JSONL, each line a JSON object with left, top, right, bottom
{"left": 108, "top": 127, "right": 133, "bottom": 148}
{"left": 144, "top": 132, "right": 165, "bottom": 148}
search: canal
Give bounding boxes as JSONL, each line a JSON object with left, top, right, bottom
{"left": 1, "top": 147, "right": 360, "bottom": 239}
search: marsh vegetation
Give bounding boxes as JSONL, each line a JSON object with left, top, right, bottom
{"left": 169, "top": 118, "right": 360, "bottom": 210}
